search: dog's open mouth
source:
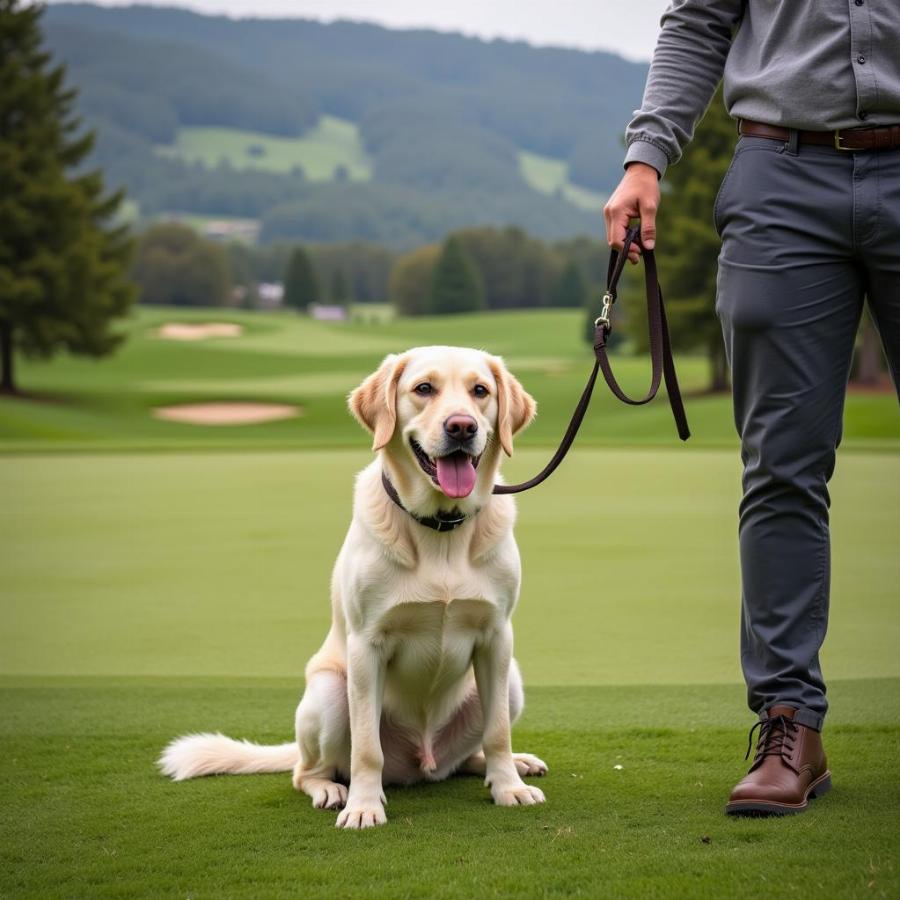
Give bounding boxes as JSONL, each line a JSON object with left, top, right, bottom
{"left": 410, "top": 438, "right": 481, "bottom": 499}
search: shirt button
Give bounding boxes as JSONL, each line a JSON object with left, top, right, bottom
{"left": 859, "top": 110, "right": 869, "bottom": 120}
{"left": 854, "top": 0, "right": 863, "bottom": 5}
{"left": 857, "top": 55, "right": 866, "bottom": 64}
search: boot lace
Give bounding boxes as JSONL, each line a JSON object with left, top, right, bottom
{"left": 744, "top": 714, "right": 799, "bottom": 761}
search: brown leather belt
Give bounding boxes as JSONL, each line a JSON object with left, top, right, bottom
{"left": 739, "top": 118, "right": 900, "bottom": 151}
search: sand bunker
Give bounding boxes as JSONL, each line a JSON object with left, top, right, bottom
{"left": 156, "top": 322, "right": 243, "bottom": 341}
{"left": 153, "top": 402, "right": 301, "bottom": 426}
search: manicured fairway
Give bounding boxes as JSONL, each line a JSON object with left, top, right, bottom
{"left": 2, "top": 307, "right": 898, "bottom": 453}
{"left": 2, "top": 307, "right": 898, "bottom": 897}
{"left": 4, "top": 449, "right": 898, "bottom": 683}
{"left": 2, "top": 448, "right": 899, "bottom": 897}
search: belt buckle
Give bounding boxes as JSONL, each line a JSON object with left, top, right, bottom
{"left": 834, "top": 129, "right": 854, "bottom": 151}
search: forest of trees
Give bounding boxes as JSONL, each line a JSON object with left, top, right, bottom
{"left": 40, "top": 4, "right": 648, "bottom": 246}
{"left": 131, "top": 222, "right": 612, "bottom": 324}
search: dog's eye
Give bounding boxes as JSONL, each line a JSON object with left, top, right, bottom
{"left": 472, "top": 384, "right": 489, "bottom": 398}
{"left": 414, "top": 382, "right": 434, "bottom": 396}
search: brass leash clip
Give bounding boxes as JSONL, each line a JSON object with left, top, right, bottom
{"left": 595, "top": 291, "right": 615, "bottom": 330}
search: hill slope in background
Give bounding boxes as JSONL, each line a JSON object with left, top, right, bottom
{"left": 44, "top": 4, "right": 649, "bottom": 246}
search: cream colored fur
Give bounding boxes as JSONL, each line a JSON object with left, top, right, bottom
{"left": 159, "top": 346, "right": 546, "bottom": 829}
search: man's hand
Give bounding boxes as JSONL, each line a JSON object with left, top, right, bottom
{"left": 603, "top": 163, "right": 661, "bottom": 264}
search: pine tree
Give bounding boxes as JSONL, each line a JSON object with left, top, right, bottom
{"left": 0, "top": 0, "right": 136, "bottom": 395}
{"left": 283, "top": 245, "right": 319, "bottom": 312}
{"left": 428, "top": 236, "right": 484, "bottom": 315}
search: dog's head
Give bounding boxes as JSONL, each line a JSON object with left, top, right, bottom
{"left": 349, "top": 346, "right": 535, "bottom": 501}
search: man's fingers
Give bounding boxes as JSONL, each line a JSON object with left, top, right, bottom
{"left": 605, "top": 162, "right": 661, "bottom": 253}
{"left": 639, "top": 200, "right": 657, "bottom": 250}
{"left": 605, "top": 206, "right": 632, "bottom": 251}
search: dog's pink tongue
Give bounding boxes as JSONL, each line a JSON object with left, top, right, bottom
{"left": 435, "top": 453, "right": 477, "bottom": 498}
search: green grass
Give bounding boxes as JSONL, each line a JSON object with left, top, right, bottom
{"left": 2, "top": 677, "right": 898, "bottom": 899}
{"left": 2, "top": 307, "right": 898, "bottom": 453}
{"left": 519, "top": 150, "right": 608, "bottom": 212}
{"left": 2, "top": 448, "right": 898, "bottom": 895}
{"left": 3, "top": 450, "right": 898, "bottom": 683}
{"left": 157, "top": 116, "right": 372, "bottom": 181}
{"left": 2, "top": 307, "right": 898, "bottom": 896}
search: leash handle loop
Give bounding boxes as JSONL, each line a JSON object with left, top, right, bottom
{"left": 493, "top": 225, "right": 690, "bottom": 497}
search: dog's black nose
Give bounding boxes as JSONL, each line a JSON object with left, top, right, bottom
{"left": 444, "top": 415, "right": 478, "bottom": 440}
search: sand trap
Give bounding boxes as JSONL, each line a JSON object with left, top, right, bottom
{"left": 153, "top": 402, "right": 301, "bottom": 426}
{"left": 156, "top": 323, "right": 243, "bottom": 341}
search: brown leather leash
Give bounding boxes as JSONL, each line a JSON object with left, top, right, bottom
{"left": 493, "top": 225, "right": 690, "bottom": 496}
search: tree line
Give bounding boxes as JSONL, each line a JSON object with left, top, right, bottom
{"left": 128, "top": 223, "right": 611, "bottom": 318}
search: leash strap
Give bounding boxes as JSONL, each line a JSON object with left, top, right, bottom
{"left": 493, "top": 226, "right": 690, "bottom": 497}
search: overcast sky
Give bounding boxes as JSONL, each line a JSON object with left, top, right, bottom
{"left": 47, "top": 0, "right": 671, "bottom": 61}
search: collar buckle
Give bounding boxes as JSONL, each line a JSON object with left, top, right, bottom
{"left": 381, "top": 470, "right": 474, "bottom": 532}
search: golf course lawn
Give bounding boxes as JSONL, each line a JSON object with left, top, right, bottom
{"left": 2, "top": 306, "right": 898, "bottom": 453}
{"left": 2, "top": 308, "right": 898, "bottom": 896}
{"left": 2, "top": 447, "right": 898, "bottom": 897}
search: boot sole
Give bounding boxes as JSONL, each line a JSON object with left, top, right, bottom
{"left": 724, "top": 770, "right": 832, "bottom": 817}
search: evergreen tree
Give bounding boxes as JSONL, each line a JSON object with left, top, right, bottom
{"left": 283, "top": 245, "right": 319, "bottom": 312}
{"left": 428, "top": 236, "right": 484, "bottom": 315}
{"left": 628, "top": 85, "right": 734, "bottom": 392}
{"left": 0, "top": 0, "right": 135, "bottom": 395}
{"left": 552, "top": 259, "right": 587, "bottom": 308}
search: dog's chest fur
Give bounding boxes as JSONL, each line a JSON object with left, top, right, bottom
{"left": 355, "top": 533, "right": 519, "bottom": 726}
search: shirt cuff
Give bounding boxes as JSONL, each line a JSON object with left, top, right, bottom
{"left": 624, "top": 140, "right": 670, "bottom": 179}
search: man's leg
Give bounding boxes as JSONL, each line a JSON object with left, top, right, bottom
{"left": 856, "top": 148, "right": 900, "bottom": 387}
{"left": 716, "top": 138, "right": 864, "bottom": 732}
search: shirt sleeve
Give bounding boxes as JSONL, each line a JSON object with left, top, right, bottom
{"left": 624, "top": 0, "right": 745, "bottom": 178}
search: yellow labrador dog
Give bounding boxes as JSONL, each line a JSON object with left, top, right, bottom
{"left": 160, "top": 346, "right": 547, "bottom": 828}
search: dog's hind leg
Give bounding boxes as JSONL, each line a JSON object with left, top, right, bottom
{"left": 433, "top": 659, "right": 548, "bottom": 781}
{"left": 292, "top": 670, "right": 351, "bottom": 810}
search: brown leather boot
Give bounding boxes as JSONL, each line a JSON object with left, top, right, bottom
{"left": 726, "top": 705, "right": 831, "bottom": 816}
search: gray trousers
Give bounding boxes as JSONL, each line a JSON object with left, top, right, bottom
{"left": 714, "top": 134, "right": 900, "bottom": 731}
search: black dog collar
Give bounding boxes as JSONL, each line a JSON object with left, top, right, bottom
{"left": 381, "top": 470, "right": 476, "bottom": 532}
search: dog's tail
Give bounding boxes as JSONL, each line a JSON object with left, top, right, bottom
{"left": 158, "top": 733, "right": 299, "bottom": 781}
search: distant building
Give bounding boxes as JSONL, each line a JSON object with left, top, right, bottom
{"left": 202, "top": 219, "right": 260, "bottom": 244}
{"left": 257, "top": 282, "right": 284, "bottom": 310}
{"left": 309, "top": 304, "right": 348, "bottom": 322}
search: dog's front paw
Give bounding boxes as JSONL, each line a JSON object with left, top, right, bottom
{"left": 311, "top": 781, "right": 348, "bottom": 810}
{"left": 491, "top": 781, "right": 546, "bottom": 807}
{"left": 335, "top": 798, "right": 387, "bottom": 829}
{"left": 513, "top": 752, "right": 548, "bottom": 777}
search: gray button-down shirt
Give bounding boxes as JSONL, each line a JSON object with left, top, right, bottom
{"left": 625, "top": 0, "right": 900, "bottom": 177}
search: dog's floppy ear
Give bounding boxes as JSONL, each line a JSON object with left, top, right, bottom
{"left": 349, "top": 353, "right": 409, "bottom": 451}
{"left": 488, "top": 356, "right": 536, "bottom": 457}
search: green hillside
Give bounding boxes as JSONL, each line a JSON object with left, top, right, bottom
{"left": 159, "top": 117, "right": 372, "bottom": 181}
{"left": 41, "top": 4, "right": 647, "bottom": 245}
{"left": 519, "top": 150, "right": 607, "bottom": 211}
